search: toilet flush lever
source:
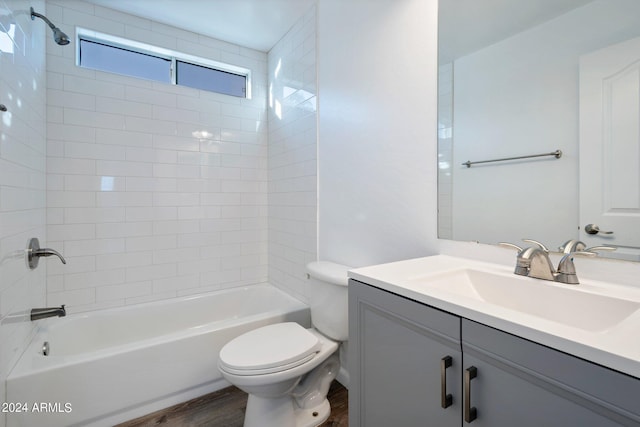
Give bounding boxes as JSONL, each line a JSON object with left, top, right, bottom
{"left": 27, "top": 238, "right": 66, "bottom": 270}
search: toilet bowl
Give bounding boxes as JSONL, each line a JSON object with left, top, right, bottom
{"left": 218, "top": 261, "right": 350, "bottom": 427}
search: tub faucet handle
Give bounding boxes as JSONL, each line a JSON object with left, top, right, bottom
{"left": 27, "top": 238, "right": 66, "bottom": 270}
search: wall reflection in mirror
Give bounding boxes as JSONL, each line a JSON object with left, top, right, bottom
{"left": 438, "top": 0, "right": 640, "bottom": 261}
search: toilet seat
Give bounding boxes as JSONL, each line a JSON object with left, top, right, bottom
{"left": 219, "top": 322, "right": 321, "bottom": 376}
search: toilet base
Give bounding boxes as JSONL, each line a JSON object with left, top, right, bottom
{"left": 243, "top": 395, "right": 330, "bottom": 427}
{"left": 244, "top": 394, "right": 295, "bottom": 427}
{"left": 241, "top": 353, "right": 340, "bottom": 427}
{"left": 295, "top": 398, "right": 330, "bottom": 427}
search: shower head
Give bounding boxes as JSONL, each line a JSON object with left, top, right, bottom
{"left": 51, "top": 26, "right": 69, "bottom": 45}
{"left": 30, "top": 7, "right": 70, "bottom": 45}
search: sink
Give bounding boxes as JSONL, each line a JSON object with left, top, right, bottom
{"left": 408, "top": 269, "right": 640, "bottom": 332}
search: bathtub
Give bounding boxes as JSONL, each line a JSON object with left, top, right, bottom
{"left": 6, "top": 283, "right": 310, "bottom": 427}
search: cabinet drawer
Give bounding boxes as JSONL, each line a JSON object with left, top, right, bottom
{"left": 462, "top": 319, "right": 640, "bottom": 423}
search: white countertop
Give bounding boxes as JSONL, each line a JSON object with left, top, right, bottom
{"left": 349, "top": 255, "right": 640, "bottom": 379}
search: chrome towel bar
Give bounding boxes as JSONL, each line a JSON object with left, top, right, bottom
{"left": 462, "top": 149, "right": 562, "bottom": 168}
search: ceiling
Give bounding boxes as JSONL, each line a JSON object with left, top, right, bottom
{"left": 83, "top": 0, "right": 315, "bottom": 52}
{"left": 439, "top": 0, "right": 594, "bottom": 62}
{"left": 83, "top": 0, "right": 596, "bottom": 61}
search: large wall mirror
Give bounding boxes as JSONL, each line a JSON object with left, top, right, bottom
{"left": 438, "top": 0, "right": 640, "bottom": 261}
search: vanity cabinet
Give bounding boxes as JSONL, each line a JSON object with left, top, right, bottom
{"left": 348, "top": 279, "right": 461, "bottom": 427}
{"left": 349, "top": 279, "right": 640, "bottom": 427}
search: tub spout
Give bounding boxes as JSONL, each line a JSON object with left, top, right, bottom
{"left": 31, "top": 305, "right": 66, "bottom": 321}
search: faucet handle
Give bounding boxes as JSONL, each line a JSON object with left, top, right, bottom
{"left": 27, "top": 238, "right": 66, "bottom": 270}
{"left": 522, "top": 239, "right": 549, "bottom": 252}
{"left": 567, "top": 250, "right": 597, "bottom": 258}
{"left": 558, "top": 239, "right": 586, "bottom": 254}
{"left": 585, "top": 245, "right": 616, "bottom": 253}
{"left": 498, "top": 242, "right": 523, "bottom": 252}
{"left": 499, "top": 242, "right": 534, "bottom": 276}
{"left": 557, "top": 250, "right": 597, "bottom": 271}
{"left": 556, "top": 251, "right": 597, "bottom": 284}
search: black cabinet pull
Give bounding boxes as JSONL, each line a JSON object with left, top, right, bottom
{"left": 440, "top": 356, "right": 453, "bottom": 408}
{"left": 464, "top": 366, "right": 478, "bottom": 423}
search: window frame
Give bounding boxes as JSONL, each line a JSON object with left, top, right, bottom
{"left": 75, "top": 27, "right": 252, "bottom": 99}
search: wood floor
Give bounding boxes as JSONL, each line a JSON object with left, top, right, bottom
{"left": 116, "top": 381, "right": 348, "bottom": 427}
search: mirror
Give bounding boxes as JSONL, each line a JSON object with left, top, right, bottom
{"left": 438, "top": 0, "right": 640, "bottom": 261}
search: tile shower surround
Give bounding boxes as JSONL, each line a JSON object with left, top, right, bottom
{"left": 0, "top": 0, "right": 47, "bottom": 418}
{"left": 267, "top": 5, "right": 317, "bottom": 304}
{"left": 45, "top": 0, "right": 272, "bottom": 312}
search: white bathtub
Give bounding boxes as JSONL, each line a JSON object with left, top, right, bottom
{"left": 6, "top": 283, "right": 310, "bottom": 427}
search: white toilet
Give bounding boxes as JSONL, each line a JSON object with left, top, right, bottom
{"left": 218, "top": 261, "right": 350, "bottom": 427}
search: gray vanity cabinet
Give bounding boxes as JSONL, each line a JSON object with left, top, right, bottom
{"left": 349, "top": 279, "right": 640, "bottom": 427}
{"left": 348, "top": 280, "right": 462, "bottom": 427}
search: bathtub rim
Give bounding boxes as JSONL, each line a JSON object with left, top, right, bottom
{"left": 8, "top": 282, "right": 308, "bottom": 378}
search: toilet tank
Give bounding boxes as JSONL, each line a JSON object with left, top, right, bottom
{"left": 306, "top": 261, "right": 351, "bottom": 341}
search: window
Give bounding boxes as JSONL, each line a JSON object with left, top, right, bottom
{"left": 79, "top": 39, "right": 171, "bottom": 84}
{"left": 0, "top": 23, "right": 16, "bottom": 54}
{"left": 76, "top": 29, "right": 250, "bottom": 98}
{"left": 176, "top": 61, "right": 246, "bottom": 97}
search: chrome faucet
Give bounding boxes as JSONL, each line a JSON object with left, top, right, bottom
{"left": 500, "top": 239, "right": 598, "bottom": 284}
{"left": 30, "top": 305, "right": 66, "bottom": 321}
{"left": 500, "top": 239, "right": 556, "bottom": 281}
{"left": 525, "top": 247, "right": 557, "bottom": 281}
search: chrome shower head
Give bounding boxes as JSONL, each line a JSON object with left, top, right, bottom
{"left": 30, "top": 7, "right": 70, "bottom": 45}
{"left": 51, "top": 26, "right": 69, "bottom": 45}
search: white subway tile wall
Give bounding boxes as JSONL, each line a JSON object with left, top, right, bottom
{"left": 0, "top": 0, "right": 47, "bottom": 421}
{"left": 267, "top": 5, "right": 317, "bottom": 303}
{"left": 46, "top": 0, "right": 269, "bottom": 311}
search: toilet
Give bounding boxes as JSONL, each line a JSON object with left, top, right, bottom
{"left": 218, "top": 261, "right": 350, "bottom": 427}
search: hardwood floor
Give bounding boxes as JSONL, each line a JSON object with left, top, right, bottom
{"left": 116, "top": 381, "right": 348, "bottom": 427}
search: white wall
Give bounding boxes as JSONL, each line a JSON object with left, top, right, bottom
{"left": 317, "top": 0, "right": 438, "bottom": 268}
{"left": 267, "top": 5, "right": 317, "bottom": 303}
{"left": 0, "top": 0, "right": 47, "bottom": 424}
{"left": 45, "top": 0, "right": 268, "bottom": 313}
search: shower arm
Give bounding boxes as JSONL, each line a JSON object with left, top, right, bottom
{"left": 30, "top": 7, "right": 56, "bottom": 30}
{"left": 30, "top": 7, "right": 70, "bottom": 45}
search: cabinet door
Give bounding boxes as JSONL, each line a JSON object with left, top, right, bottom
{"left": 349, "top": 280, "right": 461, "bottom": 427}
{"left": 462, "top": 352, "right": 623, "bottom": 427}
{"left": 462, "top": 319, "right": 640, "bottom": 427}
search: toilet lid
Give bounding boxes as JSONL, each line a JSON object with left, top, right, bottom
{"left": 219, "top": 323, "right": 321, "bottom": 375}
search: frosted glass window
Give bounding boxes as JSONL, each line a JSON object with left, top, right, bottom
{"left": 176, "top": 61, "right": 246, "bottom": 97}
{"left": 79, "top": 39, "right": 171, "bottom": 83}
